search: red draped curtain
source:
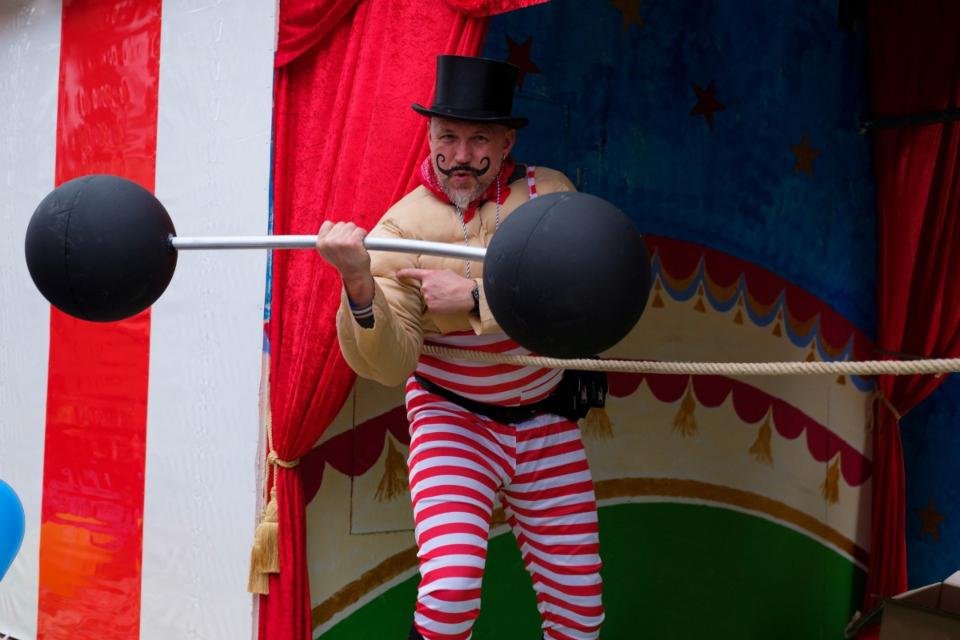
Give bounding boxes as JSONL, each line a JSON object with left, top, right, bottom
{"left": 863, "top": 0, "right": 960, "bottom": 623}
{"left": 262, "top": 1, "right": 547, "bottom": 639}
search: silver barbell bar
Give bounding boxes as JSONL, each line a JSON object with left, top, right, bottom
{"left": 168, "top": 235, "right": 487, "bottom": 261}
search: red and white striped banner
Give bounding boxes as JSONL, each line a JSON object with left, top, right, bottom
{"left": 0, "top": 2, "right": 276, "bottom": 638}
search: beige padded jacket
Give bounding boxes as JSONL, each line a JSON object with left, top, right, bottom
{"left": 336, "top": 166, "right": 576, "bottom": 387}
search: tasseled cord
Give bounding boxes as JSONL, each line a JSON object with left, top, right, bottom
{"left": 248, "top": 486, "right": 280, "bottom": 594}
{"left": 248, "top": 415, "right": 299, "bottom": 595}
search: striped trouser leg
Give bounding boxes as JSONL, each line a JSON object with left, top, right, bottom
{"left": 406, "top": 383, "right": 516, "bottom": 640}
{"left": 502, "top": 415, "right": 605, "bottom": 640}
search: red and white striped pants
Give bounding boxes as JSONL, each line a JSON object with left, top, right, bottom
{"left": 406, "top": 379, "right": 604, "bottom": 640}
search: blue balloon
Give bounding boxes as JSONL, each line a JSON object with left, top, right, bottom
{"left": 0, "top": 479, "right": 25, "bottom": 581}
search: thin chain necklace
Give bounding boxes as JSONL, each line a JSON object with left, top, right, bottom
{"left": 454, "top": 170, "right": 502, "bottom": 280}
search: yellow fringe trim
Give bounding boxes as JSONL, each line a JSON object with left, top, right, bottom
{"left": 672, "top": 384, "right": 697, "bottom": 437}
{"left": 694, "top": 285, "right": 707, "bottom": 312}
{"left": 374, "top": 438, "right": 409, "bottom": 502}
{"left": 580, "top": 407, "right": 614, "bottom": 440}
{"left": 821, "top": 456, "right": 840, "bottom": 505}
{"left": 748, "top": 415, "right": 774, "bottom": 466}
{"left": 652, "top": 279, "right": 665, "bottom": 308}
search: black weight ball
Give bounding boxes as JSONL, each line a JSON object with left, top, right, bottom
{"left": 483, "top": 192, "right": 650, "bottom": 358}
{"left": 24, "top": 174, "right": 177, "bottom": 322}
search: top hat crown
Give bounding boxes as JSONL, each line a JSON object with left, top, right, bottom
{"left": 412, "top": 55, "right": 528, "bottom": 129}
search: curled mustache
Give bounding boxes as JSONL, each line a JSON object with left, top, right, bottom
{"left": 436, "top": 154, "right": 490, "bottom": 177}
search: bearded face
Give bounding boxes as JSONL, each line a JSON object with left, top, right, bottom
{"left": 429, "top": 118, "right": 515, "bottom": 209}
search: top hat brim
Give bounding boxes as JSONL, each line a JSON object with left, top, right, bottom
{"left": 412, "top": 103, "right": 528, "bottom": 129}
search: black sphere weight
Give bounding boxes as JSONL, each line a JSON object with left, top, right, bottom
{"left": 483, "top": 192, "right": 651, "bottom": 358}
{"left": 23, "top": 176, "right": 650, "bottom": 357}
{"left": 24, "top": 174, "right": 177, "bottom": 322}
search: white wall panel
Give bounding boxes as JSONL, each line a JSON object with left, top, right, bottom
{"left": 0, "top": 2, "right": 62, "bottom": 637}
{"left": 142, "top": 1, "right": 276, "bottom": 638}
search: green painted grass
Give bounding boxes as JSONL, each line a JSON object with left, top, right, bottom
{"left": 319, "top": 502, "right": 864, "bottom": 639}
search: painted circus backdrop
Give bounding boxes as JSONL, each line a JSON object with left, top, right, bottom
{"left": 0, "top": 1, "right": 958, "bottom": 640}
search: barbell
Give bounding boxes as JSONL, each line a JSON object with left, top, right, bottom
{"left": 24, "top": 174, "right": 651, "bottom": 358}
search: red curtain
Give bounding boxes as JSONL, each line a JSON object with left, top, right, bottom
{"left": 263, "top": 1, "right": 547, "bottom": 639}
{"left": 863, "top": 0, "right": 960, "bottom": 621}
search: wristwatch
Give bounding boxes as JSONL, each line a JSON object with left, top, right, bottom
{"left": 471, "top": 284, "right": 480, "bottom": 314}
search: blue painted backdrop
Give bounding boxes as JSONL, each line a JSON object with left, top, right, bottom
{"left": 902, "top": 377, "right": 960, "bottom": 587}
{"left": 485, "top": 0, "right": 958, "bottom": 592}
{"left": 485, "top": 0, "right": 875, "bottom": 332}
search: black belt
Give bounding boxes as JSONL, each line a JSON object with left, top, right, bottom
{"left": 414, "top": 374, "right": 556, "bottom": 424}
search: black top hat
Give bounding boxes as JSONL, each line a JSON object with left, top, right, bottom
{"left": 413, "top": 55, "right": 528, "bottom": 129}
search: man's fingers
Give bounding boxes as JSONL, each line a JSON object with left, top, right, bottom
{"left": 396, "top": 268, "right": 430, "bottom": 282}
{"left": 316, "top": 220, "right": 334, "bottom": 238}
{"left": 317, "top": 221, "right": 367, "bottom": 245}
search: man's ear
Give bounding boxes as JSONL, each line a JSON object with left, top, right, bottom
{"left": 503, "top": 128, "right": 516, "bottom": 158}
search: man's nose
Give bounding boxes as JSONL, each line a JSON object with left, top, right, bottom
{"left": 452, "top": 140, "right": 472, "bottom": 164}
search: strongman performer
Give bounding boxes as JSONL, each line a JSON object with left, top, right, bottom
{"left": 315, "top": 55, "right": 605, "bottom": 640}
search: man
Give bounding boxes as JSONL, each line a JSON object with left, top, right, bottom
{"left": 316, "top": 55, "right": 604, "bottom": 640}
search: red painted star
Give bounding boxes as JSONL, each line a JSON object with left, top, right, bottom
{"left": 790, "top": 133, "right": 822, "bottom": 175}
{"left": 611, "top": 0, "right": 644, "bottom": 31}
{"left": 690, "top": 80, "right": 725, "bottom": 131}
{"left": 918, "top": 499, "right": 945, "bottom": 540}
{"left": 506, "top": 35, "right": 541, "bottom": 89}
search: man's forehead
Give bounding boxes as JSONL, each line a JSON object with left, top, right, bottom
{"left": 431, "top": 118, "right": 504, "bottom": 135}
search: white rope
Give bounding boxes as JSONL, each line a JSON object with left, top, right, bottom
{"left": 421, "top": 345, "right": 960, "bottom": 377}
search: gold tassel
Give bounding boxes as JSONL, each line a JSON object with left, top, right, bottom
{"left": 748, "top": 415, "right": 774, "bottom": 466}
{"left": 806, "top": 347, "right": 817, "bottom": 362}
{"left": 247, "top": 568, "right": 270, "bottom": 595}
{"left": 734, "top": 295, "right": 744, "bottom": 324}
{"left": 580, "top": 407, "right": 614, "bottom": 440}
{"left": 672, "top": 383, "right": 697, "bottom": 437}
{"left": 836, "top": 375, "right": 846, "bottom": 385}
{"left": 247, "top": 487, "right": 280, "bottom": 594}
{"left": 374, "top": 438, "right": 409, "bottom": 502}
{"left": 821, "top": 456, "right": 840, "bottom": 505}
{"left": 694, "top": 285, "right": 707, "bottom": 312}
{"left": 652, "top": 279, "right": 665, "bottom": 308}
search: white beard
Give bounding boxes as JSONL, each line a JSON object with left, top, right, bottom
{"left": 443, "top": 179, "right": 489, "bottom": 211}
{"left": 449, "top": 191, "right": 473, "bottom": 210}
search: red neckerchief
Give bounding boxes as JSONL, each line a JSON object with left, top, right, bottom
{"left": 419, "top": 155, "right": 515, "bottom": 222}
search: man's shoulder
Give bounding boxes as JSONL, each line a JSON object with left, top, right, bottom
{"left": 386, "top": 185, "right": 434, "bottom": 213}
{"left": 372, "top": 186, "right": 446, "bottom": 238}
{"left": 379, "top": 186, "right": 439, "bottom": 223}
{"left": 511, "top": 165, "right": 576, "bottom": 195}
